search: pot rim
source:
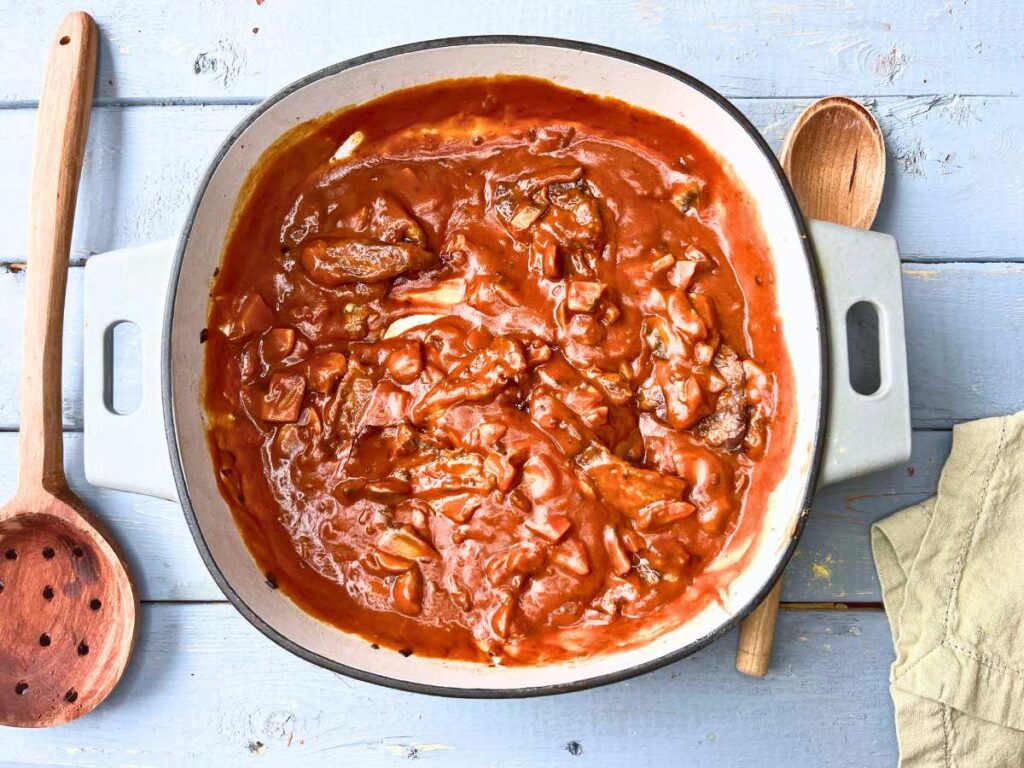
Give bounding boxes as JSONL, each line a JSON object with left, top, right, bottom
{"left": 163, "top": 35, "right": 828, "bottom": 698}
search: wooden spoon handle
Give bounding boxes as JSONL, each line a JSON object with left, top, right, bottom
{"left": 736, "top": 579, "right": 783, "bottom": 676}
{"left": 18, "top": 12, "right": 97, "bottom": 493}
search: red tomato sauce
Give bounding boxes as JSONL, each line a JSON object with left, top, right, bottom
{"left": 203, "top": 76, "right": 795, "bottom": 664}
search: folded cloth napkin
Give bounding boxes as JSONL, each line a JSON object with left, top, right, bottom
{"left": 872, "top": 411, "right": 1024, "bottom": 767}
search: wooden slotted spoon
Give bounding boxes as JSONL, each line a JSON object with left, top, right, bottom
{"left": 0, "top": 12, "right": 138, "bottom": 727}
{"left": 735, "top": 96, "right": 885, "bottom": 677}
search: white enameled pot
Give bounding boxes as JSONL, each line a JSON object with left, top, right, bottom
{"left": 81, "top": 38, "right": 911, "bottom": 697}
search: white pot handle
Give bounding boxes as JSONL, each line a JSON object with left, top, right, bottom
{"left": 83, "top": 225, "right": 910, "bottom": 499}
{"left": 83, "top": 240, "right": 178, "bottom": 500}
{"left": 808, "top": 219, "right": 912, "bottom": 489}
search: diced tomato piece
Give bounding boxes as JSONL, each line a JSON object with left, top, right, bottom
{"left": 260, "top": 373, "right": 305, "bottom": 422}
{"left": 666, "top": 290, "right": 707, "bottom": 341}
{"left": 551, "top": 537, "right": 591, "bottom": 576}
{"left": 483, "top": 451, "right": 518, "bottom": 492}
{"left": 306, "top": 352, "right": 348, "bottom": 393}
{"left": 360, "top": 383, "right": 411, "bottom": 428}
{"left": 566, "top": 281, "right": 605, "bottom": 312}
{"left": 530, "top": 227, "right": 561, "bottom": 279}
{"left": 525, "top": 514, "right": 572, "bottom": 543}
{"left": 260, "top": 327, "right": 296, "bottom": 365}
{"left": 637, "top": 500, "right": 697, "bottom": 532}
{"left": 228, "top": 293, "right": 274, "bottom": 341}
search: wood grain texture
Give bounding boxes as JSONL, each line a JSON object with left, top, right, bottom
{"left": 0, "top": 603, "right": 898, "bottom": 766}
{"left": 0, "top": 433, "right": 217, "bottom": 602}
{"left": 0, "top": 430, "right": 948, "bottom": 604}
{"left": 2, "top": 264, "right": 1021, "bottom": 431}
{"left": 789, "top": 429, "right": 949, "bottom": 603}
{"left": 779, "top": 97, "right": 886, "bottom": 229}
{"left": 736, "top": 579, "right": 784, "bottom": 676}
{"left": 0, "top": 96, "right": 1021, "bottom": 264}
{"left": 0, "top": 11, "right": 138, "bottom": 729}
{"left": 1, "top": 0, "right": 1021, "bottom": 103}
{"left": 18, "top": 9, "right": 97, "bottom": 491}
{"left": 0, "top": 0, "right": 1016, "bottom": 756}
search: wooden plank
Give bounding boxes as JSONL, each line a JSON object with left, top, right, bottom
{"left": 0, "top": 603, "right": 897, "bottom": 766}
{"left": 2, "top": 0, "right": 1020, "bottom": 103}
{"left": 903, "top": 263, "right": 1024, "bottom": 427}
{"left": 0, "top": 105, "right": 241, "bottom": 263}
{"left": 791, "top": 430, "right": 950, "bottom": 602}
{"left": 742, "top": 95, "right": 1024, "bottom": 262}
{"left": 0, "top": 430, "right": 945, "bottom": 604}
{"left": 2, "top": 96, "right": 1022, "bottom": 264}
{"left": 0, "top": 432, "right": 220, "bottom": 602}
{"left": 0, "top": 267, "right": 86, "bottom": 431}
{"left": 2, "top": 263, "right": 1021, "bottom": 431}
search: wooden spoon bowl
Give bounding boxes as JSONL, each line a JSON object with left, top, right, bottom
{"left": 0, "top": 500, "right": 135, "bottom": 725}
{"left": 779, "top": 96, "right": 886, "bottom": 229}
{"left": 0, "top": 12, "right": 138, "bottom": 727}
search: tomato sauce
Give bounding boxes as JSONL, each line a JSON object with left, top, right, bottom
{"left": 203, "top": 76, "right": 795, "bottom": 664}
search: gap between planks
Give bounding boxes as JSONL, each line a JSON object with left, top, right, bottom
{"left": 0, "top": 93, "right": 1020, "bottom": 110}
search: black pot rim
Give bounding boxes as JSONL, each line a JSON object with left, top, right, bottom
{"left": 164, "top": 35, "right": 827, "bottom": 699}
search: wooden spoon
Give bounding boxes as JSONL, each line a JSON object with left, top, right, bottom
{"left": 0, "top": 12, "right": 138, "bottom": 727}
{"left": 735, "top": 96, "right": 885, "bottom": 677}
{"left": 778, "top": 97, "right": 885, "bottom": 229}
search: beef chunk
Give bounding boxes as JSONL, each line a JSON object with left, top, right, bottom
{"left": 410, "top": 337, "right": 526, "bottom": 422}
{"left": 575, "top": 444, "right": 687, "bottom": 520}
{"left": 696, "top": 345, "right": 748, "bottom": 450}
{"left": 301, "top": 237, "right": 436, "bottom": 286}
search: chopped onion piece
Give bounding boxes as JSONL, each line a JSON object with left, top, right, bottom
{"left": 331, "top": 130, "right": 365, "bottom": 162}
{"left": 383, "top": 313, "right": 445, "bottom": 339}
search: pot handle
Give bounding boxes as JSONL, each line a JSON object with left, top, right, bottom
{"left": 82, "top": 225, "right": 908, "bottom": 498}
{"left": 808, "top": 219, "right": 911, "bottom": 489}
{"left": 83, "top": 239, "right": 179, "bottom": 500}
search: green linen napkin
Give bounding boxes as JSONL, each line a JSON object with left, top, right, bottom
{"left": 872, "top": 411, "right": 1024, "bottom": 767}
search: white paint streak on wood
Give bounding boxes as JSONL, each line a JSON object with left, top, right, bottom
{"left": 0, "top": 97, "right": 1021, "bottom": 263}
{"left": 0, "top": 1, "right": 1017, "bottom": 760}
{"left": 1, "top": 0, "right": 1022, "bottom": 102}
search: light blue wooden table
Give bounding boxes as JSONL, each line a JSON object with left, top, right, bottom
{"left": 1, "top": 1, "right": 1022, "bottom": 764}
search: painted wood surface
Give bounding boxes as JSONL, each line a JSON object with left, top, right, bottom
{"left": 1, "top": 96, "right": 1022, "bottom": 264}
{"left": 0, "top": 429, "right": 948, "bottom": 604}
{"left": 2, "top": 263, "right": 1022, "bottom": 432}
{"left": 1, "top": 0, "right": 1021, "bottom": 763}
{"left": 0, "top": 604, "right": 898, "bottom": 766}
{"left": 2, "top": 0, "right": 1021, "bottom": 104}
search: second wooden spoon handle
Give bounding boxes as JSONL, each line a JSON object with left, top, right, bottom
{"left": 736, "top": 579, "right": 783, "bottom": 676}
{"left": 18, "top": 12, "right": 97, "bottom": 493}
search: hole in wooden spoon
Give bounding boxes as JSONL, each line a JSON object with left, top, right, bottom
{"left": 77, "top": 641, "right": 89, "bottom": 656}
{"left": 4, "top": 549, "right": 16, "bottom": 560}
{"left": 89, "top": 598, "right": 102, "bottom": 611}
{"left": 43, "top": 546, "right": 55, "bottom": 559}
{"left": 42, "top": 585, "right": 54, "bottom": 601}
{"left": 64, "top": 689, "right": 78, "bottom": 703}
{"left": 72, "top": 546, "right": 84, "bottom": 558}
{"left": 14, "top": 682, "right": 28, "bottom": 695}
{"left": 59, "top": 36, "right": 70, "bottom": 45}
{"left": 39, "top": 633, "right": 51, "bottom": 647}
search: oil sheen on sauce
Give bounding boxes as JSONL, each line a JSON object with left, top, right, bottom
{"left": 203, "top": 77, "right": 796, "bottom": 664}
